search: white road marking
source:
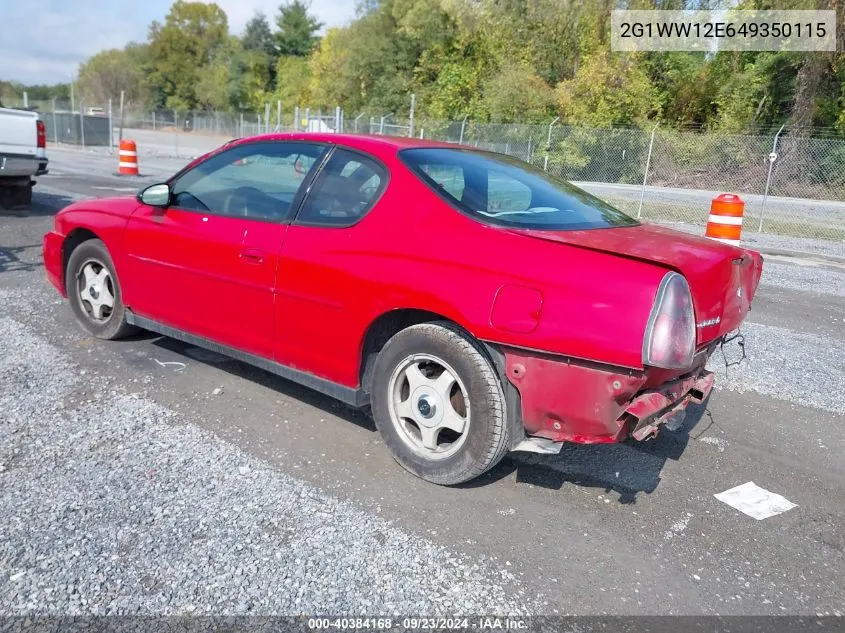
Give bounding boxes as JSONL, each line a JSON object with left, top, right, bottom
{"left": 714, "top": 482, "right": 797, "bottom": 520}
{"left": 154, "top": 359, "right": 186, "bottom": 372}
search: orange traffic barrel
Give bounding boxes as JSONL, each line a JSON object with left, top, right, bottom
{"left": 705, "top": 193, "right": 744, "bottom": 246}
{"left": 118, "top": 139, "right": 139, "bottom": 175}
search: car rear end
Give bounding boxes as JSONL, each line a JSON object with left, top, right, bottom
{"left": 505, "top": 232, "right": 763, "bottom": 448}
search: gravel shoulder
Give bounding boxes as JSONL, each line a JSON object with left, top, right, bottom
{"left": 0, "top": 298, "right": 531, "bottom": 615}
{"left": 2, "top": 192, "right": 844, "bottom": 616}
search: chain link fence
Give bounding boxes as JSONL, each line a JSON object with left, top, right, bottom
{"left": 11, "top": 96, "right": 844, "bottom": 256}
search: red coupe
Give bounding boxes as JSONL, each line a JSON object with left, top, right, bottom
{"left": 43, "top": 133, "right": 763, "bottom": 484}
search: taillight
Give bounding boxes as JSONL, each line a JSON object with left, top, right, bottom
{"left": 36, "top": 120, "right": 46, "bottom": 148}
{"left": 642, "top": 272, "right": 696, "bottom": 370}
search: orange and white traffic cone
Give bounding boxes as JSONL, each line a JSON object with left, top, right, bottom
{"left": 705, "top": 193, "right": 744, "bottom": 246}
{"left": 118, "top": 139, "right": 139, "bottom": 176}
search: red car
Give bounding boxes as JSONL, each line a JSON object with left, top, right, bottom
{"left": 43, "top": 133, "right": 763, "bottom": 484}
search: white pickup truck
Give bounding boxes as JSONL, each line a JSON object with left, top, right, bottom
{"left": 0, "top": 106, "right": 48, "bottom": 209}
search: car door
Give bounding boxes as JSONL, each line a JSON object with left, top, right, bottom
{"left": 123, "top": 141, "right": 327, "bottom": 358}
{"left": 273, "top": 148, "right": 390, "bottom": 385}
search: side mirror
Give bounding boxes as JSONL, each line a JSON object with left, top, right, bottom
{"left": 138, "top": 183, "right": 171, "bottom": 207}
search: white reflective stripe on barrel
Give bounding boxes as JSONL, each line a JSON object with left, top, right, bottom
{"left": 708, "top": 214, "right": 743, "bottom": 226}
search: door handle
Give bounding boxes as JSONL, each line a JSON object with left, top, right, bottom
{"left": 240, "top": 248, "right": 265, "bottom": 265}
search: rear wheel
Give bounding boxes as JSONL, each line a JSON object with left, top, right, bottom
{"left": 66, "top": 239, "right": 137, "bottom": 340}
{"left": 370, "top": 322, "right": 510, "bottom": 485}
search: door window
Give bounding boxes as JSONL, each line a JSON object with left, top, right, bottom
{"left": 170, "top": 142, "right": 327, "bottom": 222}
{"left": 296, "top": 149, "right": 387, "bottom": 227}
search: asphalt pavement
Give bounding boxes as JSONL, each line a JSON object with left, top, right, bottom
{"left": 0, "top": 150, "right": 843, "bottom": 616}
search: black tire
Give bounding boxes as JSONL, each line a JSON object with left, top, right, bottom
{"left": 0, "top": 184, "right": 32, "bottom": 210}
{"left": 370, "top": 322, "right": 510, "bottom": 485}
{"left": 16, "top": 184, "right": 32, "bottom": 208}
{"left": 66, "top": 238, "right": 138, "bottom": 340}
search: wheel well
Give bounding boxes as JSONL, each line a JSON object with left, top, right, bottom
{"left": 357, "top": 308, "right": 524, "bottom": 448}
{"left": 62, "top": 228, "right": 99, "bottom": 288}
{"left": 359, "top": 309, "right": 458, "bottom": 395}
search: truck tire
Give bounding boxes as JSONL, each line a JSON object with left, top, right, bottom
{"left": 370, "top": 322, "right": 510, "bottom": 485}
{"left": 14, "top": 183, "right": 32, "bottom": 208}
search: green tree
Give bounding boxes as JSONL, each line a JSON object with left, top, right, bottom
{"left": 556, "top": 50, "right": 659, "bottom": 127}
{"left": 229, "top": 50, "right": 273, "bottom": 110}
{"left": 276, "top": 0, "right": 322, "bottom": 57}
{"left": 273, "top": 55, "right": 313, "bottom": 108}
{"left": 77, "top": 47, "right": 148, "bottom": 107}
{"left": 242, "top": 11, "right": 278, "bottom": 89}
{"left": 147, "top": 0, "right": 229, "bottom": 109}
{"left": 482, "top": 64, "right": 556, "bottom": 123}
{"left": 243, "top": 12, "right": 277, "bottom": 57}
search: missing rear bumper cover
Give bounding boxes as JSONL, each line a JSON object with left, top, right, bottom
{"left": 627, "top": 370, "right": 715, "bottom": 441}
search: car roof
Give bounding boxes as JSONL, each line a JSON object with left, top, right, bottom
{"left": 229, "top": 132, "right": 468, "bottom": 153}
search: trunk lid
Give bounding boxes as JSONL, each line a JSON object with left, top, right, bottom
{"left": 506, "top": 223, "right": 763, "bottom": 343}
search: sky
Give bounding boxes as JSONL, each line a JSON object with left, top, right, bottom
{"left": 0, "top": 0, "right": 358, "bottom": 85}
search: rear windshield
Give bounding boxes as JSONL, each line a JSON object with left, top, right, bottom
{"left": 400, "top": 148, "right": 638, "bottom": 230}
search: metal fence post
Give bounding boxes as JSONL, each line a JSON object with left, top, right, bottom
{"left": 758, "top": 124, "right": 785, "bottom": 233}
{"left": 277, "top": 100, "right": 282, "bottom": 131}
{"left": 526, "top": 136, "right": 532, "bottom": 163}
{"left": 264, "top": 103, "right": 271, "bottom": 134}
{"left": 637, "top": 122, "right": 660, "bottom": 220}
{"left": 335, "top": 106, "right": 341, "bottom": 132}
{"left": 108, "top": 99, "right": 113, "bottom": 154}
{"left": 305, "top": 108, "right": 311, "bottom": 132}
{"left": 543, "top": 117, "right": 560, "bottom": 172}
{"left": 152, "top": 111, "right": 156, "bottom": 130}
{"left": 118, "top": 91, "right": 125, "bottom": 143}
{"left": 52, "top": 99, "right": 58, "bottom": 144}
{"left": 174, "top": 110, "right": 179, "bottom": 157}
{"left": 409, "top": 93, "right": 416, "bottom": 138}
{"left": 459, "top": 115, "right": 468, "bottom": 144}
{"left": 78, "top": 101, "right": 85, "bottom": 149}
{"left": 354, "top": 112, "right": 364, "bottom": 133}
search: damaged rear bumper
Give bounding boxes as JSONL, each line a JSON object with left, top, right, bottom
{"left": 626, "top": 370, "right": 714, "bottom": 441}
{"left": 503, "top": 346, "right": 715, "bottom": 448}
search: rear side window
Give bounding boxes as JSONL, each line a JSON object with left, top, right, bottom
{"left": 296, "top": 148, "right": 387, "bottom": 227}
{"left": 420, "top": 164, "right": 465, "bottom": 200}
{"left": 401, "top": 148, "right": 638, "bottom": 231}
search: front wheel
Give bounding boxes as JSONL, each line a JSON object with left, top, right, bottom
{"left": 370, "top": 322, "right": 510, "bottom": 485}
{"left": 66, "top": 238, "right": 137, "bottom": 340}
